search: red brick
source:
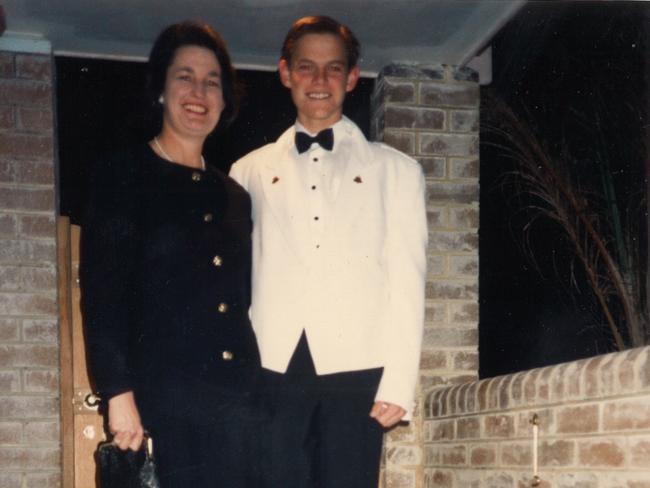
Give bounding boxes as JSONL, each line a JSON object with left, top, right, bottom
{"left": 603, "top": 399, "right": 650, "bottom": 431}
{"left": 628, "top": 482, "right": 650, "bottom": 488}
{"left": 456, "top": 417, "right": 480, "bottom": 439}
{"left": 0, "top": 105, "right": 14, "bottom": 129}
{"left": 426, "top": 470, "right": 453, "bottom": 488}
{"left": 0, "top": 446, "right": 59, "bottom": 469}
{"left": 422, "top": 327, "right": 477, "bottom": 348}
{"left": 420, "top": 133, "right": 478, "bottom": 157}
{"left": 420, "top": 349, "right": 447, "bottom": 369}
{"left": 424, "top": 445, "right": 440, "bottom": 465}
{"left": 25, "top": 472, "right": 61, "bottom": 488}
{"left": 465, "top": 381, "right": 478, "bottom": 412}
{"left": 449, "top": 157, "right": 479, "bottom": 179}
{"left": 477, "top": 378, "right": 490, "bottom": 411}
{"left": 0, "top": 422, "right": 22, "bottom": 443}
{"left": 0, "top": 396, "right": 58, "bottom": 418}
{"left": 420, "top": 82, "right": 479, "bottom": 108}
{"left": 0, "top": 239, "right": 56, "bottom": 264}
{"left": 17, "top": 108, "right": 52, "bottom": 132}
{"left": 0, "top": 214, "right": 17, "bottom": 237}
{"left": 629, "top": 439, "right": 650, "bottom": 467}
{"left": 523, "top": 368, "right": 541, "bottom": 403}
{"left": 450, "top": 302, "right": 478, "bottom": 324}
{"left": 470, "top": 444, "right": 495, "bottom": 465}
{"left": 431, "top": 419, "right": 454, "bottom": 441}
{"left": 0, "top": 370, "right": 20, "bottom": 393}
{"left": 0, "top": 80, "right": 51, "bottom": 107}
{"left": 449, "top": 206, "right": 479, "bottom": 229}
{"left": 499, "top": 375, "right": 514, "bottom": 409}
{"left": 450, "top": 110, "right": 479, "bottom": 133}
{"left": 0, "top": 187, "right": 54, "bottom": 211}
{"left": 419, "top": 157, "right": 446, "bottom": 179}
{"left": 0, "top": 160, "right": 15, "bottom": 182}
{"left": 501, "top": 442, "right": 532, "bottom": 465}
{"left": 19, "top": 215, "right": 55, "bottom": 239}
{"left": 578, "top": 440, "right": 625, "bottom": 467}
{"left": 16, "top": 161, "right": 54, "bottom": 185}
{"left": 385, "top": 106, "right": 445, "bottom": 130}
{"left": 484, "top": 414, "right": 515, "bottom": 438}
{"left": 600, "top": 353, "right": 618, "bottom": 396}
{"left": 485, "top": 473, "right": 515, "bottom": 488}
{"left": 23, "top": 421, "right": 59, "bottom": 443}
{"left": 0, "top": 53, "right": 15, "bottom": 78}
{"left": 440, "top": 445, "right": 465, "bottom": 465}
{"left": 0, "top": 132, "right": 52, "bottom": 160}
{"left": 384, "top": 470, "right": 414, "bottom": 487}
{"left": 0, "top": 292, "right": 57, "bottom": 315}
{"left": 383, "top": 130, "right": 414, "bottom": 155}
{"left": 487, "top": 377, "right": 502, "bottom": 409}
{"left": 557, "top": 405, "right": 599, "bottom": 433}
{"left": 0, "top": 318, "right": 19, "bottom": 341}
{"left": 15, "top": 55, "right": 51, "bottom": 82}
{"left": 584, "top": 355, "right": 606, "bottom": 397}
{"left": 0, "top": 266, "right": 56, "bottom": 292}
{"left": 0, "top": 344, "right": 58, "bottom": 367}
{"left": 551, "top": 363, "right": 569, "bottom": 400}
{"left": 540, "top": 440, "right": 574, "bottom": 466}
{"left": 23, "top": 369, "right": 58, "bottom": 393}
{"left": 537, "top": 365, "right": 554, "bottom": 401}
{"left": 22, "top": 319, "right": 57, "bottom": 343}
{"left": 640, "top": 348, "right": 650, "bottom": 389}
{"left": 0, "top": 472, "right": 21, "bottom": 488}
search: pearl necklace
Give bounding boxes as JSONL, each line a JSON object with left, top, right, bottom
{"left": 154, "top": 136, "right": 205, "bottom": 170}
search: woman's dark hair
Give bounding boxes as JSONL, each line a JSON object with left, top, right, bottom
{"left": 147, "top": 20, "right": 238, "bottom": 128}
{"left": 280, "top": 16, "right": 360, "bottom": 69}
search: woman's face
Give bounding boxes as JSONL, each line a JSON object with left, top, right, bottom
{"left": 161, "top": 45, "right": 225, "bottom": 141}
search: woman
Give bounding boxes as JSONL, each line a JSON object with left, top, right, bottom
{"left": 80, "top": 21, "right": 261, "bottom": 486}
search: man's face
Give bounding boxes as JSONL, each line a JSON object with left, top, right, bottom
{"left": 279, "top": 33, "right": 360, "bottom": 133}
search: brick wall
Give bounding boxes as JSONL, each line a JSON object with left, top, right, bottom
{"left": 371, "top": 64, "right": 480, "bottom": 488}
{"left": 424, "top": 346, "right": 650, "bottom": 487}
{"left": 0, "top": 50, "right": 60, "bottom": 487}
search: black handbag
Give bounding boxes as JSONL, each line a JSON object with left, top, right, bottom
{"left": 96, "top": 434, "right": 160, "bottom": 488}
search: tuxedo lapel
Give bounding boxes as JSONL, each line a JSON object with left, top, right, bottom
{"left": 258, "top": 129, "right": 311, "bottom": 263}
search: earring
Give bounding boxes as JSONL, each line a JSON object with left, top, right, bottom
{"left": 158, "top": 95, "right": 164, "bottom": 104}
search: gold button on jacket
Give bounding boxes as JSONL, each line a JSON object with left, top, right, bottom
{"left": 212, "top": 255, "right": 223, "bottom": 267}
{"left": 218, "top": 302, "right": 228, "bottom": 313}
{"left": 222, "top": 350, "right": 234, "bottom": 361}
{"left": 191, "top": 171, "right": 202, "bottom": 182}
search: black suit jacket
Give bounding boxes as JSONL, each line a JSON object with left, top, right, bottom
{"left": 80, "top": 143, "right": 260, "bottom": 424}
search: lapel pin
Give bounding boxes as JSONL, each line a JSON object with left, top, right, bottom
{"left": 272, "top": 176, "right": 279, "bottom": 184}
{"left": 354, "top": 176, "right": 363, "bottom": 183}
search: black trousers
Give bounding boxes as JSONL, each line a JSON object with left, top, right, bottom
{"left": 262, "top": 333, "right": 384, "bottom": 488}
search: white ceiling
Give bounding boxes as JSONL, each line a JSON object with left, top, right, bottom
{"left": 2, "top": 0, "right": 524, "bottom": 76}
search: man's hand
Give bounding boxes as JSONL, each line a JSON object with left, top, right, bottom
{"left": 108, "top": 391, "right": 144, "bottom": 451}
{"left": 369, "top": 401, "right": 406, "bottom": 428}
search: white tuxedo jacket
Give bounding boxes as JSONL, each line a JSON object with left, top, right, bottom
{"left": 230, "top": 117, "right": 427, "bottom": 417}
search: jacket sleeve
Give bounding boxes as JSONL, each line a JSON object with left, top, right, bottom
{"left": 374, "top": 153, "right": 427, "bottom": 419}
{"left": 79, "top": 152, "right": 139, "bottom": 401}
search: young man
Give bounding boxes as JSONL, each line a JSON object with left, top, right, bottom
{"left": 230, "top": 15, "right": 427, "bottom": 488}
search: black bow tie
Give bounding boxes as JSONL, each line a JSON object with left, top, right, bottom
{"left": 295, "top": 128, "right": 334, "bottom": 154}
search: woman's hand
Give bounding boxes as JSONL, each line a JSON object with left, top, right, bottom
{"left": 107, "top": 391, "right": 144, "bottom": 451}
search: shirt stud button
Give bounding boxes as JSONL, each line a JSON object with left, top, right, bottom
{"left": 192, "top": 172, "right": 202, "bottom": 182}
{"left": 212, "top": 255, "right": 223, "bottom": 267}
{"left": 218, "top": 302, "right": 228, "bottom": 313}
{"left": 222, "top": 350, "right": 234, "bottom": 361}
{"left": 203, "top": 213, "right": 213, "bottom": 222}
